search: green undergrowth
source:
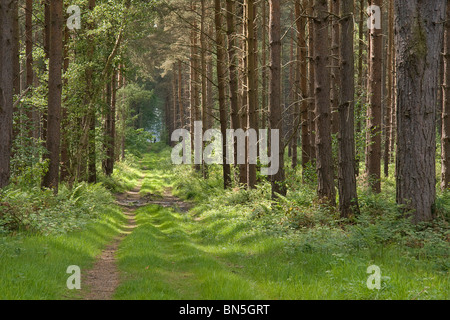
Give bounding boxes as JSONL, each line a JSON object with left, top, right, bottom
{"left": 0, "top": 159, "right": 139, "bottom": 299}
{"left": 115, "top": 148, "right": 448, "bottom": 300}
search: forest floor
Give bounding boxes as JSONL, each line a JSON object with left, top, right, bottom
{"left": 0, "top": 146, "right": 447, "bottom": 300}
{"left": 81, "top": 175, "right": 190, "bottom": 299}
{"left": 80, "top": 181, "right": 141, "bottom": 300}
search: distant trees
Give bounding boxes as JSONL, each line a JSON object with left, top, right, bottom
{"left": 0, "top": 0, "right": 152, "bottom": 191}
{"left": 0, "top": 0, "right": 448, "bottom": 224}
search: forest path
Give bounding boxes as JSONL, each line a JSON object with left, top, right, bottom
{"left": 80, "top": 181, "right": 141, "bottom": 300}
{"left": 80, "top": 174, "right": 189, "bottom": 300}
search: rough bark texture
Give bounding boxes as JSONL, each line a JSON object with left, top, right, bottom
{"left": 214, "top": 0, "right": 231, "bottom": 189}
{"left": 42, "top": 0, "right": 63, "bottom": 191}
{"left": 0, "top": 0, "right": 14, "bottom": 189}
{"left": 177, "top": 61, "right": 184, "bottom": 129}
{"left": 25, "top": 0, "right": 34, "bottom": 141}
{"left": 246, "top": 0, "right": 257, "bottom": 188}
{"left": 269, "top": 0, "right": 286, "bottom": 198}
{"left": 307, "top": 0, "right": 316, "bottom": 164}
{"left": 200, "top": 0, "right": 208, "bottom": 179}
{"left": 295, "top": 0, "right": 309, "bottom": 174}
{"left": 86, "top": 0, "right": 96, "bottom": 184}
{"left": 314, "top": 0, "right": 335, "bottom": 205}
{"left": 103, "top": 71, "right": 117, "bottom": 177}
{"left": 366, "top": 0, "right": 383, "bottom": 193}
{"left": 395, "top": 0, "right": 446, "bottom": 223}
{"left": 442, "top": 1, "right": 450, "bottom": 191}
{"left": 338, "top": 0, "right": 359, "bottom": 217}
{"left": 261, "top": 0, "right": 267, "bottom": 131}
{"left": 330, "top": 0, "right": 340, "bottom": 136}
{"left": 384, "top": 0, "right": 394, "bottom": 178}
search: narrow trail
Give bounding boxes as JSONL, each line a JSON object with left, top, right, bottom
{"left": 80, "top": 177, "right": 190, "bottom": 300}
{"left": 81, "top": 181, "right": 141, "bottom": 300}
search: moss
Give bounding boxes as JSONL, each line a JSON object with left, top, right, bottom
{"left": 407, "top": 15, "right": 428, "bottom": 77}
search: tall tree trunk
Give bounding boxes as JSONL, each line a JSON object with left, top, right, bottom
{"left": 330, "top": 0, "right": 340, "bottom": 136}
{"left": 86, "top": 0, "right": 96, "bottom": 183}
{"left": 442, "top": 2, "right": 450, "bottom": 191}
{"left": 189, "top": 10, "right": 197, "bottom": 152}
{"left": 60, "top": 27, "right": 70, "bottom": 182}
{"left": 25, "top": 0, "right": 34, "bottom": 139}
{"left": 200, "top": 0, "right": 208, "bottom": 179}
{"left": 215, "top": 0, "right": 231, "bottom": 189}
{"left": 366, "top": 0, "right": 383, "bottom": 193}
{"left": 11, "top": 0, "right": 19, "bottom": 156}
{"left": 0, "top": 0, "right": 14, "bottom": 189}
{"left": 289, "top": 11, "right": 298, "bottom": 170}
{"left": 355, "top": 0, "right": 365, "bottom": 177}
{"left": 42, "top": 0, "right": 63, "bottom": 192}
{"left": 384, "top": 0, "right": 394, "bottom": 178}
{"left": 239, "top": 1, "right": 248, "bottom": 187}
{"left": 261, "top": 0, "right": 267, "bottom": 130}
{"left": 42, "top": 0, "right": 50, "bottom": 145}
{"left": 226, "top": 0, "right": 241, "bottom": 183}
{"left": 296, "top": 0, "right": 310, "bottom": 175}
{"left": 314, "top": 0, "right": 335, "bottom": 205}
{"left": 338, "top": 0, "right": 359, "bottom": 217}
{"left": 246, "top": 0, "right": 257, "bottom": 188}
{"left": 307, "top": 0, "right": 316, "bottom": 164}
{"left": 103, "top": 70, "right": 117, "bottom": 177}
{"left": 87, "top": 109, "right": 96, "bottom": 183}
{"left": 395, "top": 0, "right": 446, "bottom": 223}
{"left": 269, "top": 0, "right": 286, "bottom": 198}
{"left": 178, "top": 60, "right": 184, "bottom": 129}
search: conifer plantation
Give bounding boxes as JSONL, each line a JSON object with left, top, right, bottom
{"left": 0, "top": 0, "right": 448, "bottom": 302}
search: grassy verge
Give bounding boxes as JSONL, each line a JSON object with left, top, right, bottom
{"left": 115, "top": 148, "right": 449, "bottom": 300}
{"left": 0, "top": 206, "right": 126, "bottom": 299}
{"left": 0, "top": 160, "right": 140, "bottom": 299}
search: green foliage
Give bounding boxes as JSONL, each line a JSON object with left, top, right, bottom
{"left": 0, "top": 182, "right": 115, "bottom": 236}
{"left": 116, "top": 151, "right": 449, "bottom": 300}
{"left": 125, "top": 128, "right": 154, "bottom": 157}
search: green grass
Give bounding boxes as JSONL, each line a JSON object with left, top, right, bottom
{"left": 1, "top": 145, "right": 447, "bottom": 300}
{"left": 0, "top": 205, "right": 126, "bottom": 299}
{"left": 115, "top": 148, "right": 449, "bottom": 300}
{"left": 115, "top": 203, "right": 449, "bottom": 300}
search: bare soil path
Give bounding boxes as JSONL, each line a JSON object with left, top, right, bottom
{"left": 80, "top": 180, "right": 189, "bottom": 300}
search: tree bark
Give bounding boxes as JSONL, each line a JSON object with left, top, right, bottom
{"left": 314, "top": 0, "right": 335, "bottom": 205}
{"left": 296, "top": 0, "right": 310, "bottom": 175}
{"left": 226, "top": 0, "right": 241, "bottom": 184}
{"left": 86, "top": 0, "right": 96, "bottom": 184}
{"left": 330, "top": 0, "right": 340, "bottom": 136}
{"left": 338, "top": 0, "right": 359, "bottom": 218}
{"left": 42, "top": 0, "right": 63, "bottom": 192}
{"left": 246, "top": 0, "right": 257, "bottom": 188}
{"left": 442, "top": 1, "right": 450, "bottom": 191}
{"left": 395, "top": 0, "right": 446, "bottom": 223}
{"left": 214, "top": 0, "right": 232, "bottom": 189}
{"left": 366, "top": 0, "right": 383, "bottom": 193}
{"left": 103, "top": 70, "right": 117, "bottom": 177}
{"left": 25, "top": 0, "right": 34, "bottom": 140}
{"left": 269, "top": 0, "right": 286, "bottom": 198}
{"left": 307, "top": 0, "right": 316, "bottom": 164}
{"left": 0, "top": 0, "right": 14, "bottom": 189}
{"left": 384, "top": 0, "right": 394, "bottom": 178}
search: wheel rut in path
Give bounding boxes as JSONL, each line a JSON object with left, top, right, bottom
{"left": 80, "top": 182, "right": 141, "bottom": 300}
{"left": 80, "top": 181, "right": 190, "bottom": 300}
